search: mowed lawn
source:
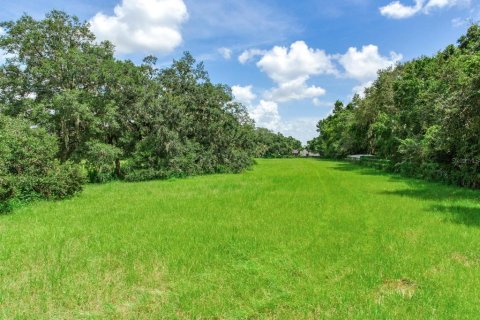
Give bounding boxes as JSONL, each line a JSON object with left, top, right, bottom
{"left": 1, "top": 159, "right": 480, "bottom": 319}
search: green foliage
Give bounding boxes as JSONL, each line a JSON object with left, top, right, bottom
{"left": 0, "top": 10, "right": 259, "bottom": 202}
{"left": 253, "top": 128, "right": 302, "bottom": 158}
{"left": 310, "top": 24, "right": 480, "bottom": 188}
{"left": 0, "top": 115, "right": 84, "bottom": 212}
{"left": 85, "top": 142, "right": 123, "bottom": 183}
{"left": 126, "top": 53, "right": 256, "bottom": 177}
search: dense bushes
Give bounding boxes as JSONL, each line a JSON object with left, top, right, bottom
{"left": 308, "top": 24, "right": 480, "bottom": 188}
{"left": 0, "top": 11, "right": 270, "bottom": 211}
{"left": 0, "top": 115, "right": 84, "bottom": 212}
{"left": 123, "top": 55, "right": 257, "bottom": 178}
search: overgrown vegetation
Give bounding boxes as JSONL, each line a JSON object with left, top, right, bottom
{"left": 253, "top": 128, "right": 302, "bottom": 158}
{"left": 0, "top": 115, "right": 84, "bottom": 212}
{"left": 308, "top": 24, "right": 480, "bottom": 188}
{"left": 0, "top": 11, "right": 296, "bottom": 211}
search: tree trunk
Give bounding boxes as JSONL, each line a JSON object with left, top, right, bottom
{"left": 115, "top": 158, "right": 121, "bottom": 178}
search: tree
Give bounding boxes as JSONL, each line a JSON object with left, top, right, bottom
{"left": 0, "top": 114, "right": 84, "bottom": 212}
{"left": 309, "top": 24, "right": 480, "bottom": 188}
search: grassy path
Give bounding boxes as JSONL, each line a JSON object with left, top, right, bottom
{"left": 1, "top": 159, "right": 480, "bottom": 319}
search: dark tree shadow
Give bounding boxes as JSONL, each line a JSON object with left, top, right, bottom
{"left": 429, "top": 205, "right": 480, "bottom": 227}
{"left": 324, "top": 160, "right": 480, "bottom": 228}
{"left": 328, "top": 161, "right": 428, "bottom": 185}
{"left": 378, "top": 185, "right": 480, "bottom": 203}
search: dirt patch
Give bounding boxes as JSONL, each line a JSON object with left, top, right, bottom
{"left": 375, "top": 278, "right": 417, "bottom": 304}
{"left": 451, "top": 253, "right": 478, "bottom": 267}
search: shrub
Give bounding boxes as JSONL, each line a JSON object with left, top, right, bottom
{"left": 123, "top": 168, "right": 170, "bottom": 182}
{"left": 0, "top": 115, "right": 84, "bottom": 212}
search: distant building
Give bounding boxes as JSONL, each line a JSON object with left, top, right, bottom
{"left": 300, "top": 150, "right": 320, "bottom": 158}
{"left": 292, "top": 149, "right": 300, "bottom": 156}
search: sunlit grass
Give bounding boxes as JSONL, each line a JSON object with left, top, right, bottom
{"left": 1, "top": 159, "right": 480, "bottom": 318}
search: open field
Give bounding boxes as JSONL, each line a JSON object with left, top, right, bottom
{"left": 1, "top": 159, "right": 480, "bottom": 319}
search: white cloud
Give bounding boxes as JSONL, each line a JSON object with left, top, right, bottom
{"left": 380, "top": 0, "right": 470, "bottom": 19}
{"left": 238, "top": 49, "right": 267, "bottom": 64}
{"left": 264, "top": 78, "right": 326, "bottom": 103}
{"left": 256, "top": 41, "right": 337, "bottom": 84}
{"left": 241, "top": 41, "right": 335, "bottom": 103}
{"left": 251, "top": 105, "right": 319, "bottom": 143}
{"left": 352, "top": 81, "right": 374, "bottom": 98}
{"left": 236, "top": 41, "right": 403, "bottom": 142}
{"left": 90, "top": 0, "right": 188, "bottom": 54}
{"left": 232, "top": 85, "right": 257, "bottom": 105}
{"left": 240, "top": 41, "right": 401, "bottom": 104}
{"left": 380, "top": 0, "right": 424, "bottom": 19}
{"left": 280, "top": 117, "right": 320, "bottom": 144}
{"left": 338, "top": 45, "right": 402, "bottom": 82}
{"left": 218, "top": 47, "right": 232, "bottom": 60}
{"left": 247, "top": 99, "right": 321, "bottom": 143}
{"left": 249, "top": 100, "right": 282, "bottom": 131}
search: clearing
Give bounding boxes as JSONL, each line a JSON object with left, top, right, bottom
{"left": 1, "top": 159, "right": 480, "bottom": 318}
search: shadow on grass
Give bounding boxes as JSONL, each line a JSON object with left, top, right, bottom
{"left": 331, "top": 161, "right": 410, "bottom": 181}
{"left": 429, "top": 205, "right": 480, "bottom": 227}
{"left": 330, "top": 161, "right": 480, "bottom": 199}
{"left": 326, "top": 160, "right": 480, "bottom": 227}
{"left": 378, "top": 186, "right": 480, "bottom": 203}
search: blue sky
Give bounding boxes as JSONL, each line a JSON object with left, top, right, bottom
{"left": 1, "top": 0, "right": 479, "bottom": 143}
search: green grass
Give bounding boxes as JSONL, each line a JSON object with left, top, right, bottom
{"left": 1, "top": 159, "right": 480, "bottom": 319}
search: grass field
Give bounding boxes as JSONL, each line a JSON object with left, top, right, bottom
{"left": 1, "top": 159, "right": 480, "bottom": 319}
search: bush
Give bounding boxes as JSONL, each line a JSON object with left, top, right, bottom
{"left": 123, "top": 168, "right": 170, "bottom": 182}
{"left": 0, "top": 115, "right": 84, "bottom": 212}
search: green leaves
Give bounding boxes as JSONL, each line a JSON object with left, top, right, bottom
{"left": 311, "top": 24, "right": 480, "bottom": 188}
{"left": 0, "top": 114, "right": 84, "bottom": 212}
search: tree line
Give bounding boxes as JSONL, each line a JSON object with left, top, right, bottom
{"left": 0, "top": 11, "right": 301, "bottom": 212}
{"left": 308, "top": 24, "right": 480, "bottom": 188}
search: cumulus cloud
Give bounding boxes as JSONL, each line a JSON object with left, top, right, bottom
{"left": 249, "top": 100, "right": 282, "bottom": 130}
{"left": 379, "top": 0, "right": 424, "bottom": 19}
{"left": 264, "top": 78, "right": 326, "bottom": 103}
{"left": 256, "top": 41, "right": 337, "bottom": 84}
{"left": 90, "top": 0, "right": 188, "bottom": 54}
{"left": 240, "top": 41, "right": 335, "bottom": 103}
{"left": 338, "top": 45, "right": 402, "bottom": 82}
{"left": 218, "top": 47, "right": 232, "bottom": 60}
{"left": 238, "top": 49, "right": 267, "bottom": 64}
{"left": 240, "top": 41, "right": 401, "bottom": 103}
{"left": 248, "top": 100, "right": 319, "bottom": 143}
{"left": 232, "top": 85, "right": 257, "bottom": 105}
{"left": 380, "top": 0, "right": 470, "bottom": 19}
{"left": 236, "top": 41, "right": 403, "bottom": 141}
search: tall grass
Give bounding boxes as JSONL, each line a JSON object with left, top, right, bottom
{"left": 1, "top": 159, "right": 479, "bottom": 318}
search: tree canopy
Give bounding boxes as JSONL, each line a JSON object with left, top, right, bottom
{"left": 0, "top": 11, "right": 298, "bottom": 211}
{"left": 308, "top": 24, "right": 480, "bottom": 188}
